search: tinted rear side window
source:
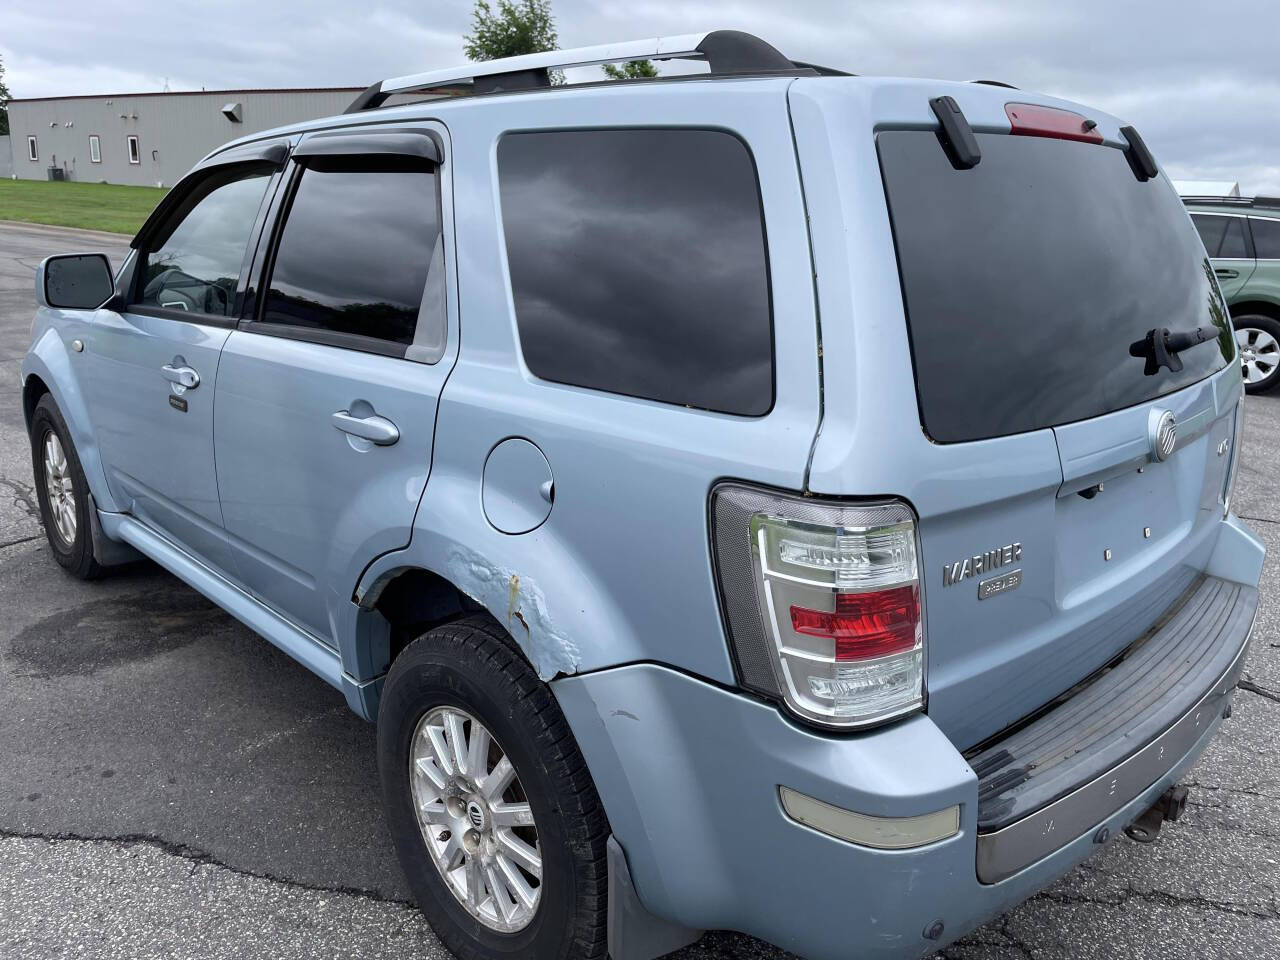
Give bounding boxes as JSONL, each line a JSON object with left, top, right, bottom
{"left": 497, "top": 129, "right": 773, "bottom": 416}
{"left": 263, "top": 159, "right": 439, "bottom": 348}
{"left": 879, "top": 131, "right": 1231, "bottom": 443}
{"left": 1250, "top": 217, "right": 1280, "bottom": 259}
{"left": 1192, "top": 214, "right": 1249, "bottom": 258}
{"left": 1192, "top": 214, "right": 1228, "bottom": 256}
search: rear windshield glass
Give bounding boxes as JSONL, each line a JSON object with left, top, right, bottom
{"left": 878, "top": 131, "right": 1232, "bottom": 443}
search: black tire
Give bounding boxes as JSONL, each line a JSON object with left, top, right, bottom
{"left": 28, "top": 394, "right": 104, "bottom": 580}
{"left": 1235, "top": 313, "right": 1280, "bottom": 395}
{"left": 378, "top": 615, "right": 609, "bottom": 960}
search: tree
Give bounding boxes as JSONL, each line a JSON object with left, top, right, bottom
{"left": 0, "top": 55, "right": 11, "bottom": 136}
{"left": 463, "top": 0, "right": 558, "bottom": 62}
{"left": 602, "top": 60, "right": 658, "bottom": 81}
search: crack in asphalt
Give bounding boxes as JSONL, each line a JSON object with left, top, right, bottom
{"left": 0, "top": 826, "right": 416, "bottom": 910}
{"left": 0, "top": 475, "right": 41, "bottom": 520}
{"left": 1184, "top": 781, "right": 1280, "bottom": 803}
{"left": 1238, "top": 679, "right": 1280, "bottom": 705}
{"left": 0, "top": 534, "right": 40, "bottom": 551}
{"left": 1031, "top": 883, "right": 1280, "bottom": 921}
{"left": 1237, "top": 514, "right": 1280, "bottom": 526}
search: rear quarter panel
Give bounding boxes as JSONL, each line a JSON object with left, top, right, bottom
{"left": 357, "top": 80, "right": 821, "bottom": 683}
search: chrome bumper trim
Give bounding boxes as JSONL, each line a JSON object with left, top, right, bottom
{"left": 975, "top": 613, "right": 1254, "bottom": 884}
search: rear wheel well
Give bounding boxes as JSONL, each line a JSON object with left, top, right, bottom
{"left": 367, "top": 566, "right": 490, "bottom": 667}
{"left": 22, "top": 374, "right": 50, "bottom": 432}
{"left": 1230, "top": 301, "right": 1280, "bottom": 324}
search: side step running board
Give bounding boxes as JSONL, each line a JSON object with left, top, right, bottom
{"left": 100, "top": 511, "right": 347, "bottom": 693}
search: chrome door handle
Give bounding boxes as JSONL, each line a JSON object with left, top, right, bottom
{"left": 161, "top": 364, "right": 200, "bottom": 389}
{"left": 1214, "top": 268, "right": 1239, "bottom": 279}
{"left": 332, "top": 410, "right": 400, "bottom": 446}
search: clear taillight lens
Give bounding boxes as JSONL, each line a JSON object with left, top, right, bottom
{"left": 1223, "top": 397, "right": 1244, "bottom": 517}
{"left": 712, "top": 484, "right": 925, "bottom": 729}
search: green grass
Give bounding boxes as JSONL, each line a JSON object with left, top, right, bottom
{"left": 0, "top": 179, "right": 168, "bottom": 234}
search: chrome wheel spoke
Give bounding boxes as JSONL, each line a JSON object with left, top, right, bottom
{"left": 495, "top": 828, "right": 542, "bottom": 879}
{"left": 486, "top": 863, "right": 516, "bottom": 923}
{"left": 409, "top": 706, "right": 541, "bottom": 932}
{"left": 414, "top": 755, "right": 447, "bottom": 793}
{"left": 444, "top": 711, "right": 469, "bottom": 777}
{"left": 442, "top": 831, "right": 466, "bottom": 870}
{"left": 465, "top": 854, "right": 485, "bottom": 909}
{"left": 482, "top": 756, "right": 515, "bottom": 801}
{"left": 417, "top": 800, "right": 451, "bottom": 825}
{"left": 425, "top": 724, "right": 455, "bottom": 778}
{"left": 42, "top": 432, "right": 77, "bottom": 546}
{"left": 497, "top": 853, "right": 538, "bottom": 911}
{"left": 466, "top": 723, "right": 490, "bottom": 782}
{"left": 490, "top": 801, "right": 534, "bottom": 828}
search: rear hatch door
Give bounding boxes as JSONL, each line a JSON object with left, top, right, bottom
{"left": 874, "top": 109, "right": 1239, "bottom": 749}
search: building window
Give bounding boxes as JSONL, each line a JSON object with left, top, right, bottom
{"left": 127, "top": 135, "right": 141, "bottom": 164}
{"left": 27, "top": 136, "right": 38, "bottom": 161}
{"left": 89, "top": 135, "right": 101, "bottom": 163}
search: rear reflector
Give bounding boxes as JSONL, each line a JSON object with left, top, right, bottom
{"left": 780, "top": 786, "right": 961, "bottom": 850}
{"left": 1006, "top": 102, "right": 1103, "bottom": 144}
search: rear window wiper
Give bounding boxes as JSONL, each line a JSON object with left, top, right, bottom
{"left": 1129, "top": 325, "right": 1221, "bottom": 375}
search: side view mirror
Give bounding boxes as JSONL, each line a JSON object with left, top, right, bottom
{"left": 37, "top": 253, "right": 115, "bottom": 310}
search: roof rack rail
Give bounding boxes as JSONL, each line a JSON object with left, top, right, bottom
{"left": 345, "top": 30, "right": 811, "bottom": 112}
{"left": 969, "top": 79, "right": 1019, "bottom": 89}
{"left": 1181, "top": 195, "right": 1275, "bottom": 208}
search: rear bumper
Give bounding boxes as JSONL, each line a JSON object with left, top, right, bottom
{"left": 974, "top": 578, "right": 1255, "bottom": 882}
{"left": 554, "top": 574, "right": 1258, "bottom": 960}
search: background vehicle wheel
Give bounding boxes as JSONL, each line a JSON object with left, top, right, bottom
{"left": 378, "top": 615, "right": 609, "bottom": 960}
{"left": 1235, "top": 314, "right": 1280, "bottom": 394}
{"left": 28, "top": 394, "right": 104, "bottom": 580}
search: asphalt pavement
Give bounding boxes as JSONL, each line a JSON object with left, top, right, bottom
{"left": 0, "top": 220, "right": 1277, "bottom": 960}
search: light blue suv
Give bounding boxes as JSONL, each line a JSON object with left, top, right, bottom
{"left": 21, "top": 31, "right": 1265, "bottom": 960}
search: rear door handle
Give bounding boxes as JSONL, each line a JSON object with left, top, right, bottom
{"left": 160, "top": 364, "right": 200, "bottom": 389}
{"left": 332, "top": 410, "right": 400, "bottom": 446}
{"left": 1214, "top": 268, "right": 1239, "bottom": 279}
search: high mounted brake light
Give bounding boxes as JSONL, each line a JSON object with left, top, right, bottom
{"left": 1005, "top": 102, "right": 1103, "bottom": 144}
{"left": 712, "top": 485, "right": 925, "bottom": 729}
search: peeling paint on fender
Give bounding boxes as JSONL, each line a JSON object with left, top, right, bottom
{"left": 446, "top": 548, "right": 580, "bottom": 680}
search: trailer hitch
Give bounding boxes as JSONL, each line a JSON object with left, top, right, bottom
{"left": 1124, "top": 785, "right": 1189, "bottom": 843}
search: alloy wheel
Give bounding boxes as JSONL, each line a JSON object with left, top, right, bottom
{"left": 1237, "top": 326, "right": 1279, "bottom": 387}
{"left": 42, "top": 431, "right": 77, "bottom": 546}
{"left": 409, "top": 706, "right": 542, "bottom": 933}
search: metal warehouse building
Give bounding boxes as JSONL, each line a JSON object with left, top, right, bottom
{"left": 6, "top": 87, "right": 363, "bottom": 187}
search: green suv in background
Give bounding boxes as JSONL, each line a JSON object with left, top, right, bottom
{"left": 1186, "top": 195, "right": 1280, "bottom": 393}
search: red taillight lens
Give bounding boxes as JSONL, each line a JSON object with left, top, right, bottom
{"left": 1005, "top": 102, "right": 1103, "bottom": 144}
{"left": 790, "top": 585, "right": 921, "bottom": 661}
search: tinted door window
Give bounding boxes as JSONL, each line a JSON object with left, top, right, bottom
{"left": 1218, "top": 217, "right": 1249, "bottom": 258}
{"left": 879, "top": 131, "right": 1230, "bottom": 443}
{"left": 1192, "top": 214, "right": 1227, "bottom": 256}
{"left": 497, "top": 129, "right": 773, "bottom": 416}
{"left": 1250, "top": 218, "right": 1280, "bottom": 259}
{"left": 1192, "top": 214, "right": 1249, "bottom": 258}
{"left": 138, "top": 167, "right": 272, "bottom": 318}
{"left": 261, "top": 159, "right": 439, "bottom": 350}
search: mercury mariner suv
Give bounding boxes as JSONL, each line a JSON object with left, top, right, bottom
{"left": 22, "top": 31, "right": 1265, "bottom": 960}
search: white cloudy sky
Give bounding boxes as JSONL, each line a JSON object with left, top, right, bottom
{"left": 5, "top": 0, "right": 1278, "bottom": 193}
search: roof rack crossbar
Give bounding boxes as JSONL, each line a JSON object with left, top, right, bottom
{"left": 346, "top": 30, "right": 803, "bottom": 111}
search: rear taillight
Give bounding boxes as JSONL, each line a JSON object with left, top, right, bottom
{"left": 1224, "top": 397, "right": 1244, "bottom": 517}
{"left": 712, "top": 484, "right": 925, "bottom": 729}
